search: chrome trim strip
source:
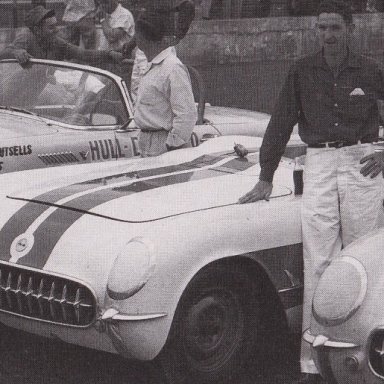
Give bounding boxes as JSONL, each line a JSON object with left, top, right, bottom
{"left": 112, "top": 313, "right": 167, "bottom": 321}
{"left": 101, "top": 308, "right": 167, "bottom": 322}
{"left": 303, "top": 329, "right": 358, "bottom": 348}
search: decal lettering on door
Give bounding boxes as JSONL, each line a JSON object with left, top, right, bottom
{"left": 0, "top": 145, "right": 32, "bottom": 157}
{"left": 88, "top": 139, "right": 126, "bottom": 161}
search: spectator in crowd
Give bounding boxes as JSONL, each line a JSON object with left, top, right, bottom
{"left": 239, "top": 1, "right": 384, "bottom": 383}
{"left": 97, "top": 0, "right": 135, "bottom": 52}
{"left": 61, "top": 0, "right": 97, "bottom": 49}
{"left": 127, "top": 0, "right": 196, "bottom": 105}
{"left": 0, "top": 6, "right": 122, "bottom": 66}
{"left": 132, "top": 3, "right": 197, "bottom": 157}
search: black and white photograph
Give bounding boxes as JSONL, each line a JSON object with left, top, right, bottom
{"left": 0, "top": 0, "right": 383, "bottom": 383}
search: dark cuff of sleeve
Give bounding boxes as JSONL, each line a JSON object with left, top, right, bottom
{"left": 259, "top": 167, "right": 274, "bottom": 183}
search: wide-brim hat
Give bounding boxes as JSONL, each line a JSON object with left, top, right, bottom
{"left": 25, "top": 6, "right": 55, "bottom": 29}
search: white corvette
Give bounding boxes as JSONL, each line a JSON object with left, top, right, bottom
{"left": 0, "top": 136, "right": 303, "bottom": 382}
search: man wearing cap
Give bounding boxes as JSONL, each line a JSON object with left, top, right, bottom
{"left": 0, "top": 6, "right": 121, "bottom": 66}
{"left": 239, "top": 1, "right": 384, "bottom": 383}
{"left": 132, "top": 2, "right": 197, "bottom": 156}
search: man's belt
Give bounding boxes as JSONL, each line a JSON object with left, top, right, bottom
{"left": 308, "top": 139, "right": 372, "bottom": 149}
{"left": 140, "top": 128, "right": 165, "bottom": 133}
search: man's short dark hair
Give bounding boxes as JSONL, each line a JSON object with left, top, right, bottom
{"left": 317, "top": 0, "right": 353, "bottom": 25}
{"left": 135, "top": 11, "right": 167, "bottom": 42}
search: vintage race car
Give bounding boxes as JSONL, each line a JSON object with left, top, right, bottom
{"left": 0, "top": 58, "right": 276, "bottom": 174}
{"left": 303, "top": 225, "right": 384, "bottom": 384}
{"left": 0, "top": 135, "right": 304, "bottom": 383}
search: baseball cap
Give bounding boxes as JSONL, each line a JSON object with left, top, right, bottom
{"left": 25, "top": 6, "right": 55, "bottom": 29}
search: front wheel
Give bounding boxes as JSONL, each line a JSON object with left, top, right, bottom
{"left": 159, "top": 264, "right": 262, "bottom": 384}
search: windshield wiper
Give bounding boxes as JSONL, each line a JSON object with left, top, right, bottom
{"left": 0, "top": 105, "right": 36, "bottom": 116}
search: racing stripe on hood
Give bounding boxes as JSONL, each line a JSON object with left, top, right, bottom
{"left": 2, "top": 156, "right": 257, "bottom": 269}
{"left": 0, "top": 154, "right": 226, "bottom": 260}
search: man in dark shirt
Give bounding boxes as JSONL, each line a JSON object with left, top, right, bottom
{"left": 0, "top": 6, "right": 121, "bottom": 66}
{"left": 240, "top": 1, "right": 384, "bottom": 383}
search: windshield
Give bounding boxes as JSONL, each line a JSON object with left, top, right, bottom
{"left": 0, "top": 62, "right": 129, "bottom": 127}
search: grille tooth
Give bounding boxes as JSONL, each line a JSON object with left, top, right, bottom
{"left": 26, "top": 277, "right": 34, "bottom": 314}
{"left": 15, "top": 274, "right": 23, "bottom": 313}
{"left": 48, "top": 281, "right": 56, "bottom": 320}
{"left": 0, "top": 265, "right": 95, "bottom": 327}
{"left": 60, "top": 284, "right": 68, "bottom": 321}
{"left": 5, "top": 272, "right": 13, "bottom": 309}
{"left": 37, "top": 278, "right": 45, "bottom": 317}
{"left": 74, "top": 288, "right": 81, "bottom": 324}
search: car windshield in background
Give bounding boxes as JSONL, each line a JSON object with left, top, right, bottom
{"left": 0, "top": 62, "right": 129, "bottom": 127}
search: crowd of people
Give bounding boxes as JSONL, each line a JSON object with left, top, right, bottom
{"left": 0, "top": 0, "right": 198, "bottom": 156}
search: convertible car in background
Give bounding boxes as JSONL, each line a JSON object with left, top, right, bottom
{"left": 303, "top": 224, "right": 384, "bottom": 384}
{"left": 0, "top": 135, "right": 304, "bottom": 383}
{"left": 0, "top": 58, "right": 284, "bottom": 174}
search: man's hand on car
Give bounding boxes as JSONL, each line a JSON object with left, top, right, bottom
{"left": 360, "top": 150, "right": 384, "bottom": 178}
{"left": 14, "top": 49, "right": 31, "bottom": 65}
{"left": 238, "top": 180, "right": 273, "bottom": 204}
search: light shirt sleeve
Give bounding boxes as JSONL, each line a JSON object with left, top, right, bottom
{"left": 166, "top": 64, "right": 197, "bottom": 147}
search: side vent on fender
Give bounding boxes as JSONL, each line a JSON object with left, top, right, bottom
{"left": 38, "top": 152, "right": 79, "bottom": 165}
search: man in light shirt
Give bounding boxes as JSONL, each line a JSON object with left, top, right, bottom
{"left": 61, "top": 0, "right": 96, "bottom": 49}
{"left": 97, "top": 0, "right": 135, "bottom": 52}
{"left": 133, "top": 5, "right": 197, "bottom": 157}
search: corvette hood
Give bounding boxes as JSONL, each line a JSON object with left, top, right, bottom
{"left": 0, "top": 136, "right": 295, "bottom": 275}
{"left": 6, "top": 152, "right": 268, "bottom": 222}
{"left": 0, "top": 110, "right": 59, "bottom": 139}
{"left": 4, "top": 137, "right": 292, "bottom": 224}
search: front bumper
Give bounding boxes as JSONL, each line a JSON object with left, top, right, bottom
{"left": 303, "top": 329, "right": 383, "bottom": 384}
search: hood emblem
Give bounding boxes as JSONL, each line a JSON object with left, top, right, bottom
{"left": 16, "top": 238, "right": 28, "bottom": 252}
{"left": 10, "top": 233, "right": 35, "bottom": 263}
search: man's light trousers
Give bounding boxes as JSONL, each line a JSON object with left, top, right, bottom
{"left": 300, "top": 143, "right": 383, "bottom": 373}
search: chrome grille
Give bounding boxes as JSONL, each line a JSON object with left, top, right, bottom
{"left": 0, "top": 264, "right": 96, "bottom": 327}
{"left": 38, "top": 152, "right": 79, "bottom": 165}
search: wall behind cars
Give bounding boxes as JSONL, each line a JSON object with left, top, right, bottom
{"left": 0, "top": 1, "right": 383, "bottom": 113}
{"left": 176, "top": 13, "right": 384, "bottom": 112}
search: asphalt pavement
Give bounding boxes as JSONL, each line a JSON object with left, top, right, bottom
{"left": 0, "top": 324, "right": 301, "bottom": 384}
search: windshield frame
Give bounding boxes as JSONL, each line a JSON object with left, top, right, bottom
{"left": 0, "top": 58, "right": 134, "bottom": 131}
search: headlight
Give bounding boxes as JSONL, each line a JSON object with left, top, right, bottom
{"left": 107, "top": 237, "right": 156, "bottom": 300}
{"left": 313, "top": 256, "right": 367, "bottom": 326}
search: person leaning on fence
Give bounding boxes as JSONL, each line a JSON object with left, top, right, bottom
{"left": 0, "top": 6, "right": 122, "bottom": 67}
{"left": 239, "top": 1, "right": 384, "bottom": 383}
{"left": 132, "top": 2, "right": 197, "bottom": 157}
